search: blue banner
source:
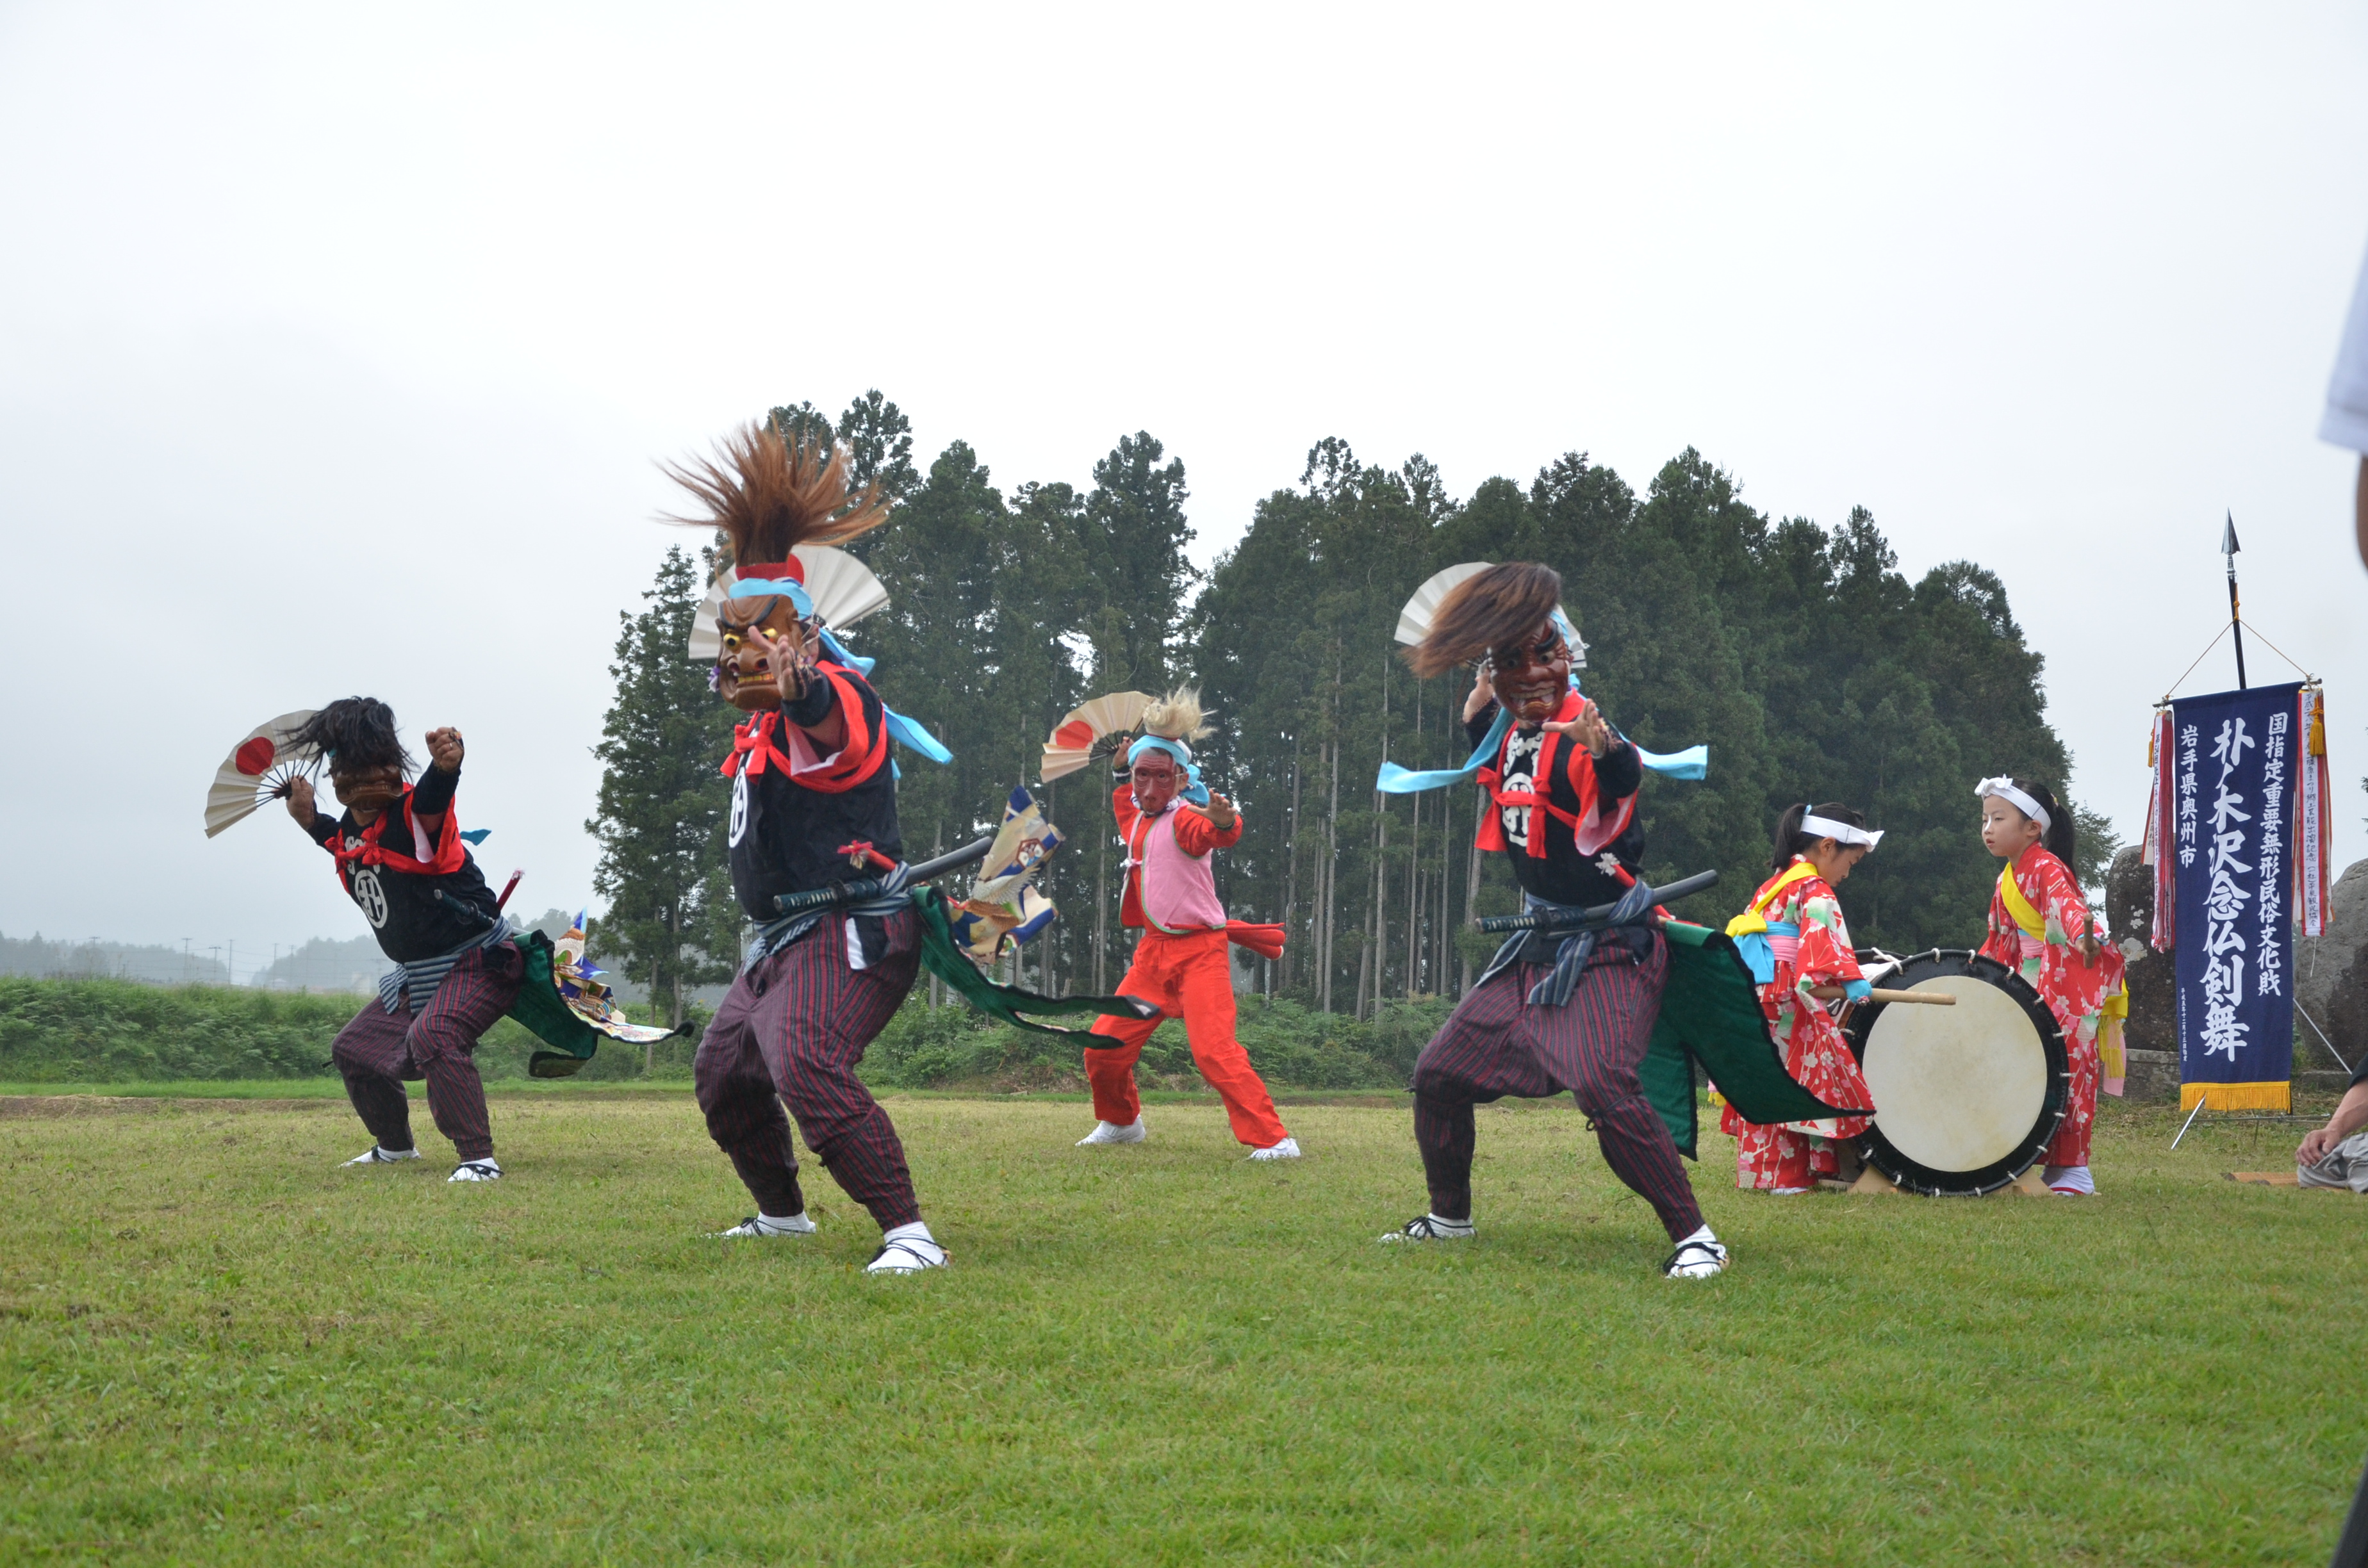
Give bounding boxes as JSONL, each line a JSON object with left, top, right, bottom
{"left": 2170, "top": 681, "right": 2299, "bottom": 1102}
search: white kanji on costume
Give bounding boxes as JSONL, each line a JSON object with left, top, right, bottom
{"left": 728, "top": 772, "right": 750, "bottom": 847}
{"left": 1499, "top": 728, "right": 1542, "bottom": 850}
{"left": 352, "top": 869, "right": 390, "bottom": 928}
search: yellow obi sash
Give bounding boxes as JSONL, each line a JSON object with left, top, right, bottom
{"left": 1725, "top": 859, "right": 1820, "bottom": 941}
{"left": 1996, "top": 861, "right": 2046, "bottom": 942}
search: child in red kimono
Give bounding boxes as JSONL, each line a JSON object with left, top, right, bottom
{"left": 1976, "top": 776, "right": 2113, "bottom": 1196}
{"left": 1721, "top": 803, "right": 1881, "bottom": 1192}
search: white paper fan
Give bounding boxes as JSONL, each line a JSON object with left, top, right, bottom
{"left": 204, "top": 710, "right": 324, "bottom": 838}
{"left": 1394, "top": 562, "right": 1493, "bottom": 645}
{"left": 1040, "top": 691, "right": 1153, "bottom": 781}
{"left": 687, "top": 544, "right": 891, "bottom": 662}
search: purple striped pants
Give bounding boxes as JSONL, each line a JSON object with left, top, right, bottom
{"left": 330, "top": 940, "right": 521, "bottom": 1163}
{"left": 1411, "top": 931, "right": 1705, "bottom": 1241}
{"left": 694, "top": 911, "right": 922, "bottom": 1230}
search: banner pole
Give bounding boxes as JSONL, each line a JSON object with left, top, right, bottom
{"left": 2224, "top": 512, "right": 2248, "bottom": 690}
{"left": 2171, "top": 1095, "right": 2208, "bottom": 1149}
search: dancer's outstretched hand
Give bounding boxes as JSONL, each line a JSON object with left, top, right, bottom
{"left": 285, "top": 775, "right": 318, "bottom": 828}
{"left": 425, "top": 726, "right": 465, "bottom": 773}
{"left": 1204, "top": 792, "right": 1238, "bottom": 831}
{"left": 1541, "top": 699, "right": 1613, "bottom": 758}
{"left": 771, "top": 626, "right": 818, "bottom": 706}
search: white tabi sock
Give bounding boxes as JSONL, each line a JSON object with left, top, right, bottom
{"left": 874, "top": 1220, "right": 946, "bottom": 1269}
{"left": 2044, "top": 1164, "right": 2096, "bottom": 1195}
{"left": 754, "top": 1212, "right": 811, "bottom": 1235}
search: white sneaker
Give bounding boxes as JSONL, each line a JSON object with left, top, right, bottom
{"left": 865, "top": 1237, "right": 948, "bottom": 1274}
{"left": 342, "top": 1145, "right": 420, "bottom": 1167}
{"left": 1380, "top": 1214, "right": 1475, "bottom": 1243}
{"left": 1077, "top": 1118, "right": 1147, "bottom": 1146}
{"left": 1248, "top": 1136, "right": 1301, "bottom": 1161}
{"left": 711, "top": 1213, "right": 817, "bottom": 1238}
{"left": 447, "top": 1159, "right": 503, "bottom": 1183}
{"left": 1664, "top": 1229, "right": 1729, "bottom": 1279}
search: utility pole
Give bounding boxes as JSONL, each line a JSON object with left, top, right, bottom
{"left": 2223, "top": 511, "right": 2248, "bottom": 690}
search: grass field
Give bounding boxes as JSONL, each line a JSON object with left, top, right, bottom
{"left": 3, "top": 1090, "right": 2363, "bottom": 1565}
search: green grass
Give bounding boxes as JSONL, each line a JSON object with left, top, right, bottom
{"left": 2, "top": 1091, "right": 2361, "bottom": 1565}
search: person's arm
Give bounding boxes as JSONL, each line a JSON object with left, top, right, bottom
{"left": 2355, "top": 457, "right": 2367, "bottom": 575}
{"left": 1461, "top": 666, "right": 1500, "bottom": 746}
{"left": 411, "top": 727, "right": 464, "bottom": 837}
{"left": 2299, "top": 1079, "right": 2368, "bottom": 1164}
{"left": 1175, "top": 797, "right": 1242, "bottom": 856}
{"left": 285, "top": 777, "right": 338, "bottom": 844}
{"left": 1543, "top": 699, "right": 1637, "bottom": 789}
{"left": 777, "top": 632, "right": 848, "bottom": 753}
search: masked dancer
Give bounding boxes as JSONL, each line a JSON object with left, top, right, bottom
{"left": 1076, "top": 689, "right": 1297, "bottom": 1159}
{"left": 1383, "top": 562, "right": 1728, "bottom": 1278}
{"left": 664, "top": 421, "right": 957, "bottom": 1273}
{"left": 286, "top": 701, "right": 518, "bottom": 1182}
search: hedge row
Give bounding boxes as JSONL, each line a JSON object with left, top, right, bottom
{"left": 0, "top": 979, "right": 1441, "bottom": 1091}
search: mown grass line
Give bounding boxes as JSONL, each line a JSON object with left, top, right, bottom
{"left": 1, "top": 1095, "right": 2360, "bottom": 1565}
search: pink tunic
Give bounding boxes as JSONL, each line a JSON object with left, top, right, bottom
{"left": 1131, "top": 804, "right": 1228, "bottom": 933}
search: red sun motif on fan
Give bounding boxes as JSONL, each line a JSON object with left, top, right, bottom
{"left": 234, "top": 737, "right": 277, "bottom": 777}
{"left": 1053, "top": 721, "right": 1096, "bottom": 749}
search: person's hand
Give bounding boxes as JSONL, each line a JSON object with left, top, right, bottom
{"left": 1463, "top": 666, "right": 1495, "bottom": 722}
{"left": 425, "top": 726, "right": 465, "bottom": 774}
{"left": 285, "top": 775, "right": 318, "bottom": 828}
{"left": 771, "top": 626, "right": 817, "bottom": 706}
{"left": 2075, "top": 931, "right": 2103, "bottom": 967}
{"left": 1542, "top": 698, "right": 1613, "bottom": 757}
{"left": 1204, "top": 792, "right": 1238, "bottom": 832}
{"left": 2299, "top": 1125, "right": 2340, "bottom": 1165}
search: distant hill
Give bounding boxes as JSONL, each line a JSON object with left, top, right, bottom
{"left": 0, "top": 933, "right": 229, "bottom": 986}
{"left": 249, "top": 935, "right": 393, "bottom": 995}
{"left": 1, "top": 910, "right": 694, "bottom": 1001}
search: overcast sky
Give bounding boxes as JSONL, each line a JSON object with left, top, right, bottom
{"left": 4, "top": 3, "right": 2365, "bottom": 972}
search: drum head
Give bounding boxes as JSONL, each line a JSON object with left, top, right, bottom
{"left": 1842, "top": 949, "right": 2069, "bottom": 1196}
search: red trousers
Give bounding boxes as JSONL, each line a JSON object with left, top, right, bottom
{"left": 1086, "top": 928, "right": 1288, "bottom": 1148}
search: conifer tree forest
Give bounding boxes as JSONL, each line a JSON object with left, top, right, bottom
{"left": 589, "top": 390, "right": 2116, "bottom": 1022}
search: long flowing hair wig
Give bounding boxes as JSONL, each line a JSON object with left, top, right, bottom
{"left": 289, "top": 698, "right": 413, "bottom": 776}
{"left": 660, "top": 420, "right": 892, "bottom": 577}
{"left": 1404, "top": 561, "right": 1564, "bottom": 679}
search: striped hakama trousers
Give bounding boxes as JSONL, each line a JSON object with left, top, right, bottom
{"left": 1411, "top": 931, "right": 1706, "bottom": 1241}
{"left": 330, "top": 938, "right": 522, "bottom": 1164}
{"left": 694, "top": 910, "right": 923, "bottom": 1230}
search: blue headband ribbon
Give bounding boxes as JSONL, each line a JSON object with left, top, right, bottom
{"left": 727, "top": 576, "right": 815, "bottom": 617}
{"left": 1127, "top": 735, "right": 1211, "bottom": 806}
{"left": 1373, "top": 658, "right": 1708, "bottom": 797}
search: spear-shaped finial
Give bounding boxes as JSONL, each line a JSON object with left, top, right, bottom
{"left": 2224, "top": 510, "right": 2248, "bottom": 690}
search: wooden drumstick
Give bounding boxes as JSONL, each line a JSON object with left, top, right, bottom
{"left": 1807, "top": 984, "right": 1955, "bottom": 1005}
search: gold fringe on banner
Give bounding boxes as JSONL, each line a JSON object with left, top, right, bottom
{"left": 2179, "top": 1081, "right": 2292, "bottom": 1113}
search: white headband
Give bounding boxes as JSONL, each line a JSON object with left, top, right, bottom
{"left": 1975, "top": 777, "right": 2050, "bottom": 833}
{"left": 1800, "top": 812, "right": 1882, "bottom": 850}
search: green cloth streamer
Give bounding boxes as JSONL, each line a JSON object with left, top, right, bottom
{"left": 506, "top": 929, "right": 630, "bottom": 1079}
{"left": 910, "top": 887, "right": 1158, "bottom": 1036}
{"left": 1640, "top": 920, "right": 1861, "bottom": 1159}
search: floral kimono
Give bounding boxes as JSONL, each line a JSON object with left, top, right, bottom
{"left": 1977, "top": 847, "right": 2114, "bottom": 1168}
{"left": 1720, "top": 858, "right": 1876, "bottom": 1190}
